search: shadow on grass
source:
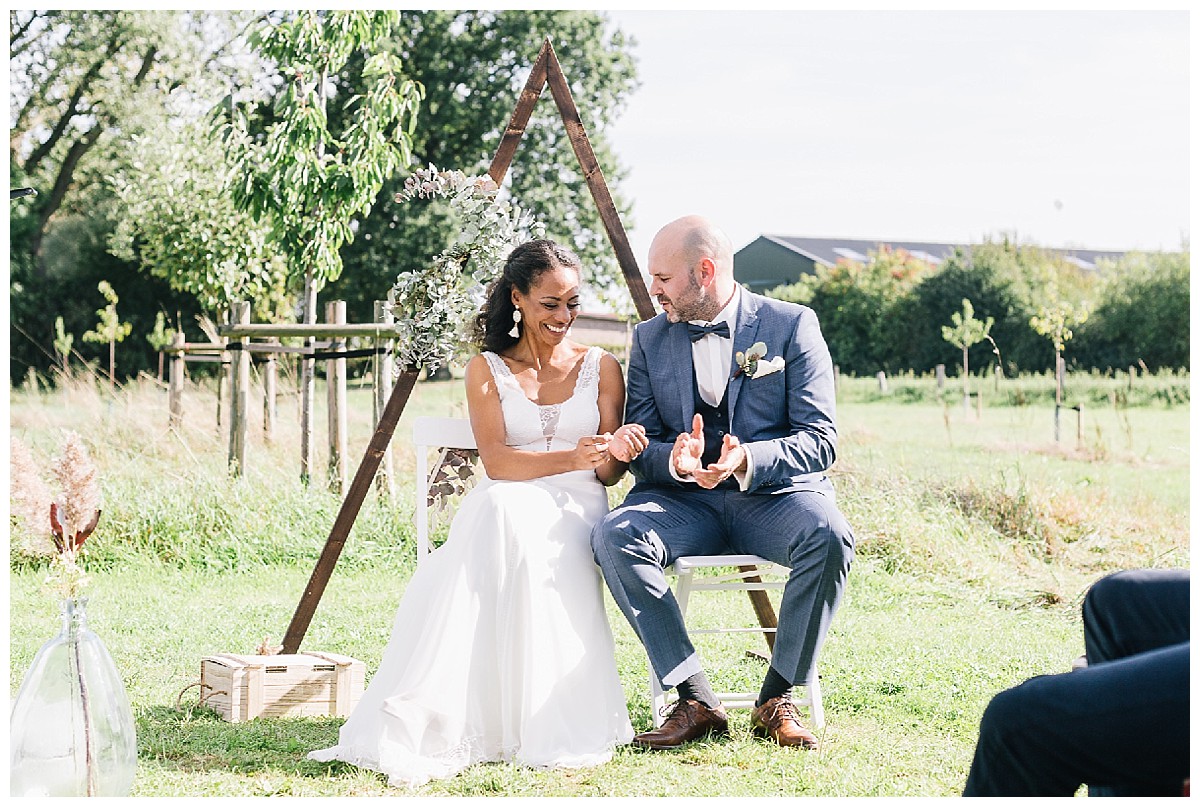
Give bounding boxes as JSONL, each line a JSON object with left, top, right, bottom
{"left": 136, "top": 704, "right": 367, "bottom": 780}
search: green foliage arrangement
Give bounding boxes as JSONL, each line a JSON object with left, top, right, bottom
{"left": 388, "top": 166, "right": 543, "bottom": 372}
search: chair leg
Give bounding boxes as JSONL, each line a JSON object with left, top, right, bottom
{"left": 797, "top": 672, "right": 825, "bottom": 729}
{"left": 648, "top": 568, "right": 695, "bottom": 728}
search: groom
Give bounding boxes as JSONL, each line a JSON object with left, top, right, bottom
{"left": 592, "top": 215, "right": 854, "bottom": 750}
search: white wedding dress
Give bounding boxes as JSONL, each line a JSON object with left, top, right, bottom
{"left": 309, "top": 346, "right": 633, "bottom": 787}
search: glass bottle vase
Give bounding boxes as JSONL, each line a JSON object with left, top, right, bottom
{"left": 9, "top": 597, "right": 137, "bottom": 797}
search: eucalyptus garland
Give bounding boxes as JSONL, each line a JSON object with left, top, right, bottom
{"left": 388, "top": 165, "right": 542, "bottom": 372}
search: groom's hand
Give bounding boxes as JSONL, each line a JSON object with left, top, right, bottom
{"left": 671, "top": 413, "right": 705, "bottom": 477}
{"left": 691, "top": 434, "right": 747, "bottom": 489}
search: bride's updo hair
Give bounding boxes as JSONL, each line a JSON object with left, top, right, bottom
{"left": 473, "top": 239, "right": 582, "bottom": 353}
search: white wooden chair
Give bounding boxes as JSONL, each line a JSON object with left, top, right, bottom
{"left": 649, "top": 555, "right": 825, "bottom": 729}
{"left": 412, "top": 416, "right": 478, "bottom": 562}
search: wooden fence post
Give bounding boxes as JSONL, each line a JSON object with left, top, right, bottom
{"left": 1076, "top": 402, "right": 1085, "bottom": 447}
{"left": 1054, "top": 354, "right": 1065, "bottom": 442}
{"left": 263, "top": 338, "right": 278, "bottom": 443}
{"left": 373, "top": 301, "right": 396, "bottom": 497}
{"left": 326, "top": 301, "right": 349, "bottom": 494}
{"left": 217, "top": 348, "right": 227, "bottom": 430}
{"left": 935, "top": 364, "right": 945, "bottom": 390}
{"left": 299, "top": 286, "right": 318, "bottom": 485}
{"left": 876, "top": 370, "right": 888, "bottom": 393}
{"left": 228, "top": 301, "right": 251, "bottom": 476}
{"left": 168, "top": 331, "right": 185, "bottom": 429}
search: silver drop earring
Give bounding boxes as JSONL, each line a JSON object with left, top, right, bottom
{"left": 509, "top": 308, "right": 522, "bottom": 338}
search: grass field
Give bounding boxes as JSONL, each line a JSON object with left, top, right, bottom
{"left": 8, "top": 370, "right": 1190, "bottom": 797}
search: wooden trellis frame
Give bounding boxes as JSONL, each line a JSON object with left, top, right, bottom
{"left": 281, "top": 38, "right": 776, "bottom": 654}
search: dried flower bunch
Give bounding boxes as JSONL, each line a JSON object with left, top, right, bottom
{"left": 9, "top": 431, "right": 102, "bottom": 599}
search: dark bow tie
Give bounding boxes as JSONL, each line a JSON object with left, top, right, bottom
{"left": 687, "top": 321, "right": 730, "bottom": 342}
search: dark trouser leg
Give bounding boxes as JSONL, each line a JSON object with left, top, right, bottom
{"left": 590, "top": 488, "right": 729, "bottom": 688}
{"left": 727, "top": 490, "right": 855, "bottom": 688}
{"left": 1083, "top": 568, "right": 1190, "bottom": 663}
{"left": 963, "top": 642, "right": 1189, "bottom": 797}
{"left": 1081, "top": 568, "right": 1190, "bottom": 796}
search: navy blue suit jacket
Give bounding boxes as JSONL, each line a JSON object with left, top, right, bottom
{"left": 625, "top": 289, "right": 838, "bottom": 495}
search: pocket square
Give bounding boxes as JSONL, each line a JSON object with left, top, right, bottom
{"left": 751, "top": 356, "right": 785, "bottom": 379}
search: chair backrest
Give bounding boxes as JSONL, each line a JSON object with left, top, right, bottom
{"left": 412, "top": 416, "right": 477, "bottom": 560}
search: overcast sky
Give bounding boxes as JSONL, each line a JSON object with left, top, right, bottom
{"left": 600, "top": 8, "right": 1190, "bottom": 265}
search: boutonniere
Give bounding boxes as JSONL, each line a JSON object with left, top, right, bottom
{"left": 735, "top": 342, "right": 785, "bottom": 379}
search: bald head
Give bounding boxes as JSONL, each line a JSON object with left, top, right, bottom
{"left": 651, "top": 215, "right": 735, "bottom": 281}
{"left": 647, "top": 215, "right": 737, "bottom": 322}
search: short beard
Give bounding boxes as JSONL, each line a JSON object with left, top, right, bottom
{"left": 665, "top": 271, "right": 721, "bottom": 323}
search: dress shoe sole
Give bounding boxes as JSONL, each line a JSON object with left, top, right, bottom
{"left": 751, "top": 721, "right": 818, "bottom": 750}
{"left": 632, "top": 723, "right": 730, "bottom": 750}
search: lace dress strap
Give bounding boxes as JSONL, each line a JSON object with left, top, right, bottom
{"left": 576, "top": 346, "right": 603, "bottom": 394}
{"left": 481, "top": 351, "right": 516, "bottom": 388}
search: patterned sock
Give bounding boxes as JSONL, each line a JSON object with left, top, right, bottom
{"left": 675, "top": 672, "right": 721, "bottom": 711}
{"left": 756, "top": 666, "right": 793, "bottom": 707}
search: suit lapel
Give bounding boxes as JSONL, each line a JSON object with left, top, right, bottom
{"left": 669, "top": 321, "right": 694, "bottom": 430}
{"left": 726, "top": 291, "right": 761, "bottom": 420}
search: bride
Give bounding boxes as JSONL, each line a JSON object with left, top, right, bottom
{"left": 309, "top": 240, "right": 647, "bottom": 787}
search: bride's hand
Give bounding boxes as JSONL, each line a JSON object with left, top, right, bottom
{"left": 574, "top": 435, "right": 611, "bottom": 469}
{"left": 606, "top": 424, "right": 647, "bottom": 463}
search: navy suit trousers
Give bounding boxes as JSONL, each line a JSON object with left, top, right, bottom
{"left": 963, "top": 569, "right": 1189, "bottom": 797}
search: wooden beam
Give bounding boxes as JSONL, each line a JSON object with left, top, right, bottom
{"left": 487, "top": 40, "right": 552, "bottom": 184}
{"left": 281, "top": 368, "right": 420, "bottom": 654}
{"left": 541, "top": 40, "right": 655, "bottom": 321}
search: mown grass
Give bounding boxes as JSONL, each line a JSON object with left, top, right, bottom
{"left": 8, "top": 371, "right": 1189, "bottom": 797}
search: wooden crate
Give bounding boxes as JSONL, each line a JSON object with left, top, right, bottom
{"left": 199, "top": 651, "right": 364, "bottom": 723}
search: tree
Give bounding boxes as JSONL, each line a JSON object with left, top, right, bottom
{"left": 942, "top": 298, "right": 994, "bottom": 411}
{"left": 1073, "top": 250, "right": 1190, "bottom": 371}
{"left": 107, "top": 118, "right": 292, "bottom": 323}
{"left": 1030, "top": 287, "right": 1089, "bottom": 404}
{"left": 145, "top": 312, "right": 176, "bottom": 381}
{"left": 769, "top": 246, "right": 932, "bottom": 375}
{"left": 324, "top": 10, "right": 640, "bottom": 320}
{"left": 9, "top": 10, "right": 265, "bottom": 383}
{"left": 9, "top": 11, "right": 253, "bottom": 268}
{"left": 53, "top": 317, "right": 74, "bottom": 374}
{"left": 81, "top": 281, "right": 133, "bottom": 388}
{"left": 224, "top": 10, "right": 422, "bottom": 483}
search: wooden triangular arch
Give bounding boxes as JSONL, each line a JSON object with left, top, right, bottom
{"left": 281, "top": 39, "right": 775, "bottom": 654}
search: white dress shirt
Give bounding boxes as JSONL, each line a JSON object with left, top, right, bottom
{"left": 690, "top": 286, "right": 740, "bottom": 408}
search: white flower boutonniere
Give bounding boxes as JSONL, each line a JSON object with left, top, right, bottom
{"left": 735, "top": 342, "right": 787, "bottom": 379}
{"left": 734, "top": 342, "right": 767, "bottom": 378}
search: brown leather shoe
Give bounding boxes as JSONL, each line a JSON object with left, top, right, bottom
{"left": 751, "top": 696, "right": 819, "bottom": 749}
{"left": 633, "top": 699, "right": 729, "bottom": 749}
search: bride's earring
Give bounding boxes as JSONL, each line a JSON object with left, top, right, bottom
{"left": 509, "top": 308, "right": 522, "bottom": 338}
